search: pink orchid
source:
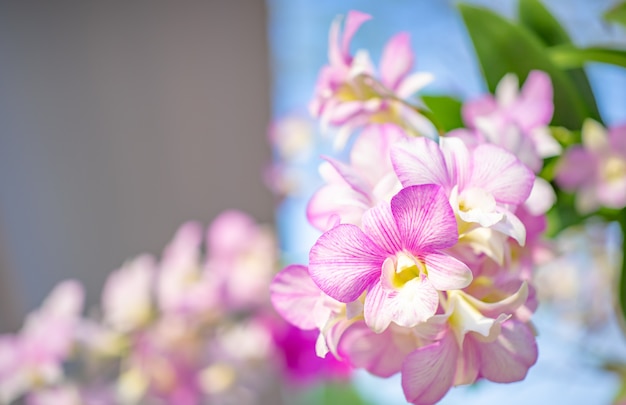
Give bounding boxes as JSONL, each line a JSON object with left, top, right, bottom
{"left": 102, "top": 254, "right": 156, "bottom": 332}
{"left": 270, "top": 264, "right": 358, "bottom": 360}
{"left": 309, "top": 184, "right": 472, "bottom": 333}
{"left": 307, "top": 124, "right": 405, "bottom": 231}
{"left": 156, "top": 222, "right": 215, "bottom": 317}
{"left": 556, "top": 119, "right": 626, "bottom": 213}
{"left": 271, "top": 320, "right": 352, "bottom": 386}
{"left": 457, "top": 70, "right": 560, "bottom": 172}
{"left": 206, "top": 210, "right": 277, "bottom": 310}
{"left": 0, "top": 280, "right": 84, "bottom": 403}
{"left": 391, "top": 136, "right": 535, "bottom": 246}
{"left": 119, "top": 322, "right": 204, "bottom": 405}
{"left": 402, "top": 287, "right": 537, "bottom": 405}
{"left": 310, "top": 11, "right": 435, "bottom": 148}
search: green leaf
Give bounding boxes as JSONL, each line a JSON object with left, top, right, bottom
{"left": 518, "top": 0, "right": 601, "bottom": 122}
{"left": 519, "top": 0, "right": 570, "bottom": 46}
{"left": 549, "top": 45, "right": 626, "bottom": 69}
{"left": 421, "top": 95, "right": 464, "bottom": 132}
{"left": 604, "top": 2, "right": 626, "bottom": 28}
{"left": 295, "top": 382, "right": 372, "bottom": 405}
{"left": 458, "top": 4, "right": 591, "bottom": 130}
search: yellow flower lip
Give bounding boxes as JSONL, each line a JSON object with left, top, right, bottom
{"left": 390, "top": 251, "right": 426, "bottom": 289}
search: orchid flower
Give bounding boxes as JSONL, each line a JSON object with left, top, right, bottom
{"left": 391, "top": 136, "right": 534, "bottom": 249}
{"left": 309, "top": 184, "right": 472, "bottom": 333}
{"left": 402, "top": 286, "right": 537, "bottom": 405}
{"left": 310, "top": 11, "right": 436, "bottom": 149}
{"left": 457, "top": 70, "right": 560, "bottom": 173}
{"left": 307, "top": 124, "right": 405, "bottom": 230}
{"left": 556, "top": 119, "right": 626, "bottom": 213}
{"left": 0, "top": 280, "right": 84, "bottom": 403}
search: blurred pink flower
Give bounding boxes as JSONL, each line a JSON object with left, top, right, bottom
{"left": 556, "top": 119, "right": 626, "bottom": 213}
{"left": 0, "top": 280, "right": 84, "bottom": 403}
{"left": 206, "top": 210, "right": 277, "bottom": 311}
{"left": 456, "top": 70, "right": 560, "bottom": 173}
{"left": 310, "top": 11, "right": 435, "bottom": 148}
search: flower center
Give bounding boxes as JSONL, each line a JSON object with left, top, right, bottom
{"left": 391, "top": 252, "right": 426, "bottom": 289}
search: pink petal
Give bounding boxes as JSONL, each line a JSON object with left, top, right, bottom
{"left": 555, "top": 146, "right": 595, "bottom": 189}
{"left": 456, "top": 338, "right": 480, "bottom": 385}
{"left": 270, "top": 265, "right": 325, "bottom": 330}
{"left": 380, "top": 32, "right": 413, "bottom": 90}
{"left": 365, "top": 267, "right": 439, "bottom": 332}
{"left": 469, "top": 144, "right": 534, "bottom": 205}
{"left": 324, "top": 156, "right": 372, "bottom": 198}
{"left": 462, "top": 95, "right": 497, "bottom": 128}
{"left": 309, "top": 224, "right": 386, "bottom": 302}
{"left": 477, "top": 320, "right": 538, "bottom": 383}
{"left": 351, "top": 124, "right": 406, "bottom": 184}
{"left": 423, "top": 252, "right": 472, "bottom": 291}
{"left": 514, "top": 70, "right": 554, "bottom": 130}
{"left": 391, "top": 184, "right": 458, "bottom": 252}
{"left": 391, "top": 137, "right": 453, "bottom": 192}
{"left": 339, "top": 322, "right": 416, "bottom": 378}
{"left": 609, "top": 123, "right": 626, "bottom": 155}
{"left": 401, "top": 331, "right": 458, "bottom": 405}
{"left": 396, "top": 72, "right": 435, "bottom": 99}
{"left": 362, "top": 203, "right": 402, "bottom": 255}
{"left": 207, "top": 211, "right": 254, "bottom": 257}
{"left": 464, "top": 282, "right": 529, "bottom": 320}
{"left": 440, "top": 137, "right": 471, "bottom": 191}
{"left": 341, "top": 11, "right": 372, "bottom": 61}
{"left": 307, "top": 183, "right": 369, "bottom": 230}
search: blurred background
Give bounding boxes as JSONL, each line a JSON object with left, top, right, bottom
{"left": 0, "top": 1, "right": 274, "bottom": 329}
{"left": 1, "top": 0, "right": 626, "bottom": 403}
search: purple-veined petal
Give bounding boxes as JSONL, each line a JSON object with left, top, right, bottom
{"left": 351, "top": 124, "right": 406, "bottom": 184}
{"left": 391, "top": 184, "right": 458, "bottom": 252}
{"left": 307, "top": 183, "right": 370, "bottom": 230}
{"left": 323, "top": 156, "right": 372, "bottom": 198}
{"left": 380, "top": 32, "right": 413, "bottom": 90}
{"left": 391, "top": 137, "right": 452, "bottom": 191}
{"left": 469, "top": 144, "right": 534, "bottom": 206}
{"left": 440, "top": 137, "right": 470, "bottom": 191}
{"left": 477, "top": 320, "right": 538, "bottom": 383}
{"left": 362, "top": 203, "right": 402, "bottom": 255}
{"left": 365, "top": 265, "right": 439, "bottom": 333}
{"left": 401, "top": 330, "right": 458, "bottom": 405}
{"left": 339, "top": 322, "right": 416, "bottom": 378}
{"left": 270, "top": 265, "right": 327, "bottom": 330}
{"left": 456, "top": 337, "right": 480, "bottom": 385}
{"left": 309, "top": 224, "right": 386, "bottom": 302}
{"left": 423, "top": 252, "right": 472, "bottom": 291}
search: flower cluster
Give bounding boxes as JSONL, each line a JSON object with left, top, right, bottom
{"left": 0, "top": 211, "right": 349, "bottom": 405}
{"left": 271, "top": 11, "right": 558, "bottom": 404}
